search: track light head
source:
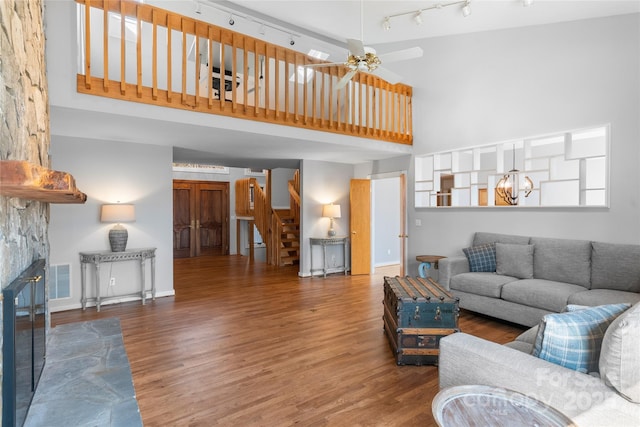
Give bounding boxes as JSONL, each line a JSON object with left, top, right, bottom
{"left": 414, "top": 11, "right": 423, "bottom": 26}
{"left": 462, "top": 1, "right": 471, "bottom": 17}
{"left": 228, "top": 14, "right": 235, "bottom": 25}
{"left": 382, "top": 17, "right": 391, "bottom": 31}
{"left": 289, "top": 36, "right": 295, "bottom": 46}
{"left": 194, "top": 0, "right": 201, "bottom": 14}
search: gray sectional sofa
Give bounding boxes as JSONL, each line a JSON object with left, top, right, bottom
{"left": 439, "top": 301, "right": 640, "bottom": 426}
{"left": 438, "top": 232, "right": 640, "bottom": 327}
{"left": 436, "top": 232, "right": 640, "bottom": 425}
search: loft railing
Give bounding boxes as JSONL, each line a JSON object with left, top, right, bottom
{"left": 74, "top": 0, "right": 413, "bottom": 144}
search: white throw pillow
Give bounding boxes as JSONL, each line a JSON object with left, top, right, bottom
{"left": 599, "top": 302, "right": 640, "bottom": 403}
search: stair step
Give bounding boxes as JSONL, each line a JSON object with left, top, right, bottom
{"left": 280, "top": 255, "right": 299, "bottom": 263}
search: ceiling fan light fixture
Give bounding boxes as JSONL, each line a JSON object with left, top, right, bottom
{"left": 462, "top": 1, "right": 472, "bottom": 17}
{"left": 382, "top": 17, "right": 391, "bottom": 31}
{"left": 414, "top": 11, "right": 423, "bottom": 25}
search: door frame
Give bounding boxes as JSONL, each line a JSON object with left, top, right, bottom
{"left": 370, "top": 171, "right": 408, "bottom": 276}
{"left": 172, "top": 179, "right": 230, "bottom": 258}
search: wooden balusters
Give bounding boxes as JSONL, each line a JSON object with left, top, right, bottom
{"left": 74, "top": 0, "right": 412, "bottom": 145}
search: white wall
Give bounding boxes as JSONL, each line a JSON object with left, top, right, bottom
{"left": 271, "top": 168, "right": 297, "bottom": 208}
{"left": 375, "top": 14, "right": 640, "bottom": 273}
{"left": 49, "top": 137, "right": 174, "bottom": 312}
{"left": 300, "top": 160, "right": 353, "bottom": 276}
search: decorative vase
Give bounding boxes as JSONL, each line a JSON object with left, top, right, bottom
{"left": 109, "top": 226, "right": 128, "bottom": 252}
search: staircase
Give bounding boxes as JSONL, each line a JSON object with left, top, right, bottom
{"left": 274, "top": 209, "right": 299, "bottom": 266}
{"left": 235, "top": 170, "right": 300, "bottom": 267}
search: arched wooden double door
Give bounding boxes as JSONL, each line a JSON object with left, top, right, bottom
{"left": 173, "top": 180, "right": 229, "bottom": 258}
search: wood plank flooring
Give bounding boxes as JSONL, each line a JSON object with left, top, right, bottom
{"left": 52, "top": 256, "right": 526, "bottom": 427}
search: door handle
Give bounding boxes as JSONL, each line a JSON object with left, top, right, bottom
{"left": 398, "top": 234, "right": 409, "bottom": 238}
{"left": 351, "top": 231, "right": 357, "bottom": 234}
{"left": 189, "top": 220, "right": 195, "bottom": 229}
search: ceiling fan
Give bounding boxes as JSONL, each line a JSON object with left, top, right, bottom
{"left": 305, "top": 1, "right": 423, "bottom": 90}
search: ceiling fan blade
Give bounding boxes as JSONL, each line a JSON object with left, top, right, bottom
{"left": 335, "top": 69, "right": 357, "bottom": 90}
{"left": 378, "top": 47, "right": 424, "bottom": 64}
{"left": 372, "top": 66, "right": 403, "bottom": 85}
{"left": 347, "top": 38, "right": 365, "bottom": 57}
{"left": 303, "top": 62, "right": 346, "bottom": 68}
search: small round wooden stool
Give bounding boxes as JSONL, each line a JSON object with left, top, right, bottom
{"left": 416, "top": 255, "right": 446, "bottom": 278}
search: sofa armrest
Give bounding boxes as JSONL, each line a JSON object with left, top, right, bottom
{"left": 438, "top": 256, "right": 469, "bottom": 290}
{"left": 438, "top": 333, "right": 640, "bottom": 427}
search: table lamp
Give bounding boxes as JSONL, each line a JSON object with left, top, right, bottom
{"left": 322, "top": 203, "right": 341, "bottom": 237}
{"left": 101, "top": 203, "right": 136, "bottom": 252}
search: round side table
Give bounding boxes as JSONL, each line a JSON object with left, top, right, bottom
{"left": 416, "top": 255, "right": 446, "bottom": 279}
{"left": 432, "top": 385, "right": 575, "bottom": 427}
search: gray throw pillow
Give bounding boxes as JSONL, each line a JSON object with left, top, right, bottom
{"left": 495, "top": 243, "right": 534, "bottom": 279}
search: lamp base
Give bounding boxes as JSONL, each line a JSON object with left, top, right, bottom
{"left": 327, "top": 228, "right": 336, "bottom": 237}
{"left": 109, "top": 227, "right": 128, "bottom": 252}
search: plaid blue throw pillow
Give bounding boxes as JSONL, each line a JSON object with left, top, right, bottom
{"left": 532, "top": 303, "right": 631, "bottom": 373}
{"left": 462, "top": 243, "right": 496, "bottom": 272}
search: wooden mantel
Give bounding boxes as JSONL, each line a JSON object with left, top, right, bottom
{"left": 0, "top": 160, "right": 87, "bottom": 204}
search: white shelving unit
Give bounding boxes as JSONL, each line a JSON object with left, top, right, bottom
{"left": 415, "top": 125, "right": 609, "bottom": 208}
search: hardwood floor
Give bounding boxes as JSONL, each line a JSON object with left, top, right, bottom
{"left": 52, "top": 256, "right": 526, "bottom": 427}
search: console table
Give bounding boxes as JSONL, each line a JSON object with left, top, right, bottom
{"left": 80, "top": 248, "right": 156, "bottom": 312}
{"left": 310, "top": 236, "right": 348, "bottom": 278}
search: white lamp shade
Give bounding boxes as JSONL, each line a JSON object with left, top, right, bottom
{"left": 322, "top": 204, "right": 341, "bottom": 219}
{"left": 101, "top": 204, "right": 136, "bottom": 223}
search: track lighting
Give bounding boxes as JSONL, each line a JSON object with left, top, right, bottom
{"left": 385, "top": 0, "right": 495, "bottom": 29}
{"left": 414, "top": 11, "right": 423, "bottom": 25}
{"left": 194, "top": 3, "right": 301, "bottom": 49}
{"left": 382, "top": 17, "right": 391, "bottom": 31}
{"left": 462, "top": 1, "right": 471, "bottom": 17}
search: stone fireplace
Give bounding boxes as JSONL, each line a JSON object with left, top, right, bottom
{"left": 1, "top": 1, "right": 52, "bottom": 425}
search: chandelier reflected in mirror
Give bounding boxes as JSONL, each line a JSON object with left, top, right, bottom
{"left": 495, "top": 143, "right": 534, "bottom": 205}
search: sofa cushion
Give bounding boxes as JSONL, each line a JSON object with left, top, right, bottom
{"left": 462, "top": 243, "right": 496, "bottom": 272}
{"left": 496, "top": 243, "right": 534, "bottom": 279}
{"left": 530, "top": 237, "right": 592, "bottom": 288}
{"left": 568, "top": 289, "right": 640, "bottom": 307}
{"left": 450, "top": 272, "right": 518, "bottom": 298}
{"left": 501, "top": 279, "right": 587, "bottom": 312}
{"left": 591, "top": 242, "right": 640, "bottom": 292}
{"left": 504, "top": 340, "right": 533, "bottom": 353}
{"left": 599, "top": 302, "right": 640, "bottom": 403}
{"left": 515, "top": 325, "right": 539, "bottom": 344}
{"left": 473, "top": 232, "right": 530, "bottom": 247}
{"left": 532, "top": 303, "right": 630, "bottom": 373}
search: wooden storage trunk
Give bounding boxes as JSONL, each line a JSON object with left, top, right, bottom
{"left": 383, "top": 276, "right": 460, "bottom": 365}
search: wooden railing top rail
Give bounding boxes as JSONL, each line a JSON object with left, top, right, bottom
{"left": 75, "top": 0, "right": 413, "bottom": 145}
